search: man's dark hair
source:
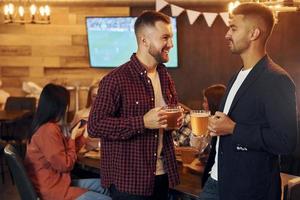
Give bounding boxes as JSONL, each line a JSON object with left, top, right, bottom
{"left": 233, "top": 3, "right": 275, "bottom": 38}
{"left": 134, "top": 10, "right": 170, "bottom": 36}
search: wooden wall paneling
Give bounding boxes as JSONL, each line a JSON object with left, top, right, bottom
{"left": 1, "top": 67, "right": 29, "bottom": 77}
{"left": 74, "top": 7, "right": 130, "bottom": 25}
{"left": 69, "top": 14, "right": 78, "bottom": 25}
{"left": 25, "top": 24, "right": 86, "bottom": 35}
{"left": 72, "top": 35, "right": 87, "bottom": 46}
{"left": 60, "top": 56, "right": 90, "bottom": 67}
{"left": 50, "top": 7, "right": 71, "bottom": 25}
{"left": 32, "top": 45, "right": 86, "bottom": 57}
{"left": 0, "top": 56, "right": 59, "bottom": 67}
{"left": 0, "top": 46, "right": 31, "bottom": 56}
{"left": 0, "top": 24, "right": 25, "bottom": 34}
{"left": 0, "top": 34, "right": 72, "bottom": 46}
{"left": 29, "top": 67, "right": 44, "bottom": 77}
{"left": 1, "top": 78, "right": 23, "bottom": 88}
{"left": 69, "top": 6, "right": 129, "bottom": 15}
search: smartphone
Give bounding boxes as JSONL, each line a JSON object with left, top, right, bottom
{"left": 78, "top": 119, "right": 87, "bottom": 128}
{"left": 71, "top": 119, "right": 87, "bottom": 131}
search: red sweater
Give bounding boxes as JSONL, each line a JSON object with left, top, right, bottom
{"left": 24, "top": 122, "right": 87, "bottom": 200}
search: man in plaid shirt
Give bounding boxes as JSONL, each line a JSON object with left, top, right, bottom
{"left": 88, "top": 11, "right": 181, "bottom": 200}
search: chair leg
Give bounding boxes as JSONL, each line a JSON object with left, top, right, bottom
{"left": 0, "top": 153, "right": 5, "bottom": 184}
{"left": 7, "top": 164, "right": 14, "bottom": 185}
{"left": 3, "top": 148, "right": 15, "bottom": 185}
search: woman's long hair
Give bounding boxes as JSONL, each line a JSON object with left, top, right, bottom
{"left": 85, "top": 84, "right": 98, "bottom": 108}
{"left": 28, "top": 83, "right": 70, "bottom": 142}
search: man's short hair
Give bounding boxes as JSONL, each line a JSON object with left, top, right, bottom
{"left": 134, "top": 10, "right": 171, "bottom": 36}
{"left": 233, "top": 3, "right": 275, "bottom": 37}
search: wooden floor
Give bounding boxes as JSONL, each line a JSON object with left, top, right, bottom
{"left": 0, "top": 163, "right": 20, "bottom": 200}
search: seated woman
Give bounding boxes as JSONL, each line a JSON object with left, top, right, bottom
{"left": 173, "top": 84, "right": 226, "bottom": 164}
{"left": 71, "top": 84, "right": 99, "bottom": 150}
{"left": 24, "top": 83, "right": 111, "bottom": 200}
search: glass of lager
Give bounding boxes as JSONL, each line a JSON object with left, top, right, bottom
{"left": 190, "top": 110, "right": 210, "bottom": 136}
{"left": 163, "top": 105, "right": 182, "bottom": 130}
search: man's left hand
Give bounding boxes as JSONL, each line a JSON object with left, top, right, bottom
{"left": 208, "top": 111, "right": 236, "bottom": 136}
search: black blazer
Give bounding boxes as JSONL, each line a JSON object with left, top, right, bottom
{"left": 202, "top": 55, "right": 298, "bottom": 200}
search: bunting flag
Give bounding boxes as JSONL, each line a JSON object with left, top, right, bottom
{"left": 186, "top": 9, "right": 201, "bottom": 25}
{"left": 202, "top": 12, "right": 218, "bottom": 27}
{"left": 156, "top": 0, "right": 169, "bottom": 12}
{"left": 219, "top": 12, "right": 230, "bottom": 26}
{"left": 155, "top": 0, "right": 230, "bottom": 27}
{"left": 170, "top": 4, "right": 184, "bottom": 17}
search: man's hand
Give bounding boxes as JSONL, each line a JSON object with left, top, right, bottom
{"left": 208, "top": 111, "right": 236, "bottom": 136}
{"left": 143, "top": 107, "right": 167, "bottom": 129}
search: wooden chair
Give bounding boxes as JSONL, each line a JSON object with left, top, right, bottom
{"left": 284, "top": 177, "right": 300, "bottom": 200}
{"left": 5, "top": 96, "right": 36, "bottom": 112}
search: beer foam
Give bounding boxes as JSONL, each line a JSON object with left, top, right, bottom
{"left": 191, "top": 112, "right": 210, "bottom": 117}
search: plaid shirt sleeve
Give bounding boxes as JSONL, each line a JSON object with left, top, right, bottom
{"left": 88, "top": 74, "right": 145, "bottom": 140}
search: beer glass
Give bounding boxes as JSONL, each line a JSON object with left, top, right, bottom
{"left": 190, "top": 110, "right": 210, "bottom": 136}
{"left": 190, "top": 110, "right": 211, "bottom": 155}
{"left": 163, "top": 105, "right": 182, "bottom": 129}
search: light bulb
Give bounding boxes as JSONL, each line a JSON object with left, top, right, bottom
{"left": 30, "top": 4, "right": 37, "bottom": 16}
{"left": 44, "top": 5, "right": 50, "bottom": 16}
{"left": 18, "top": 6, "right": 25, "bottom": 18}
{"left": 8, "top": 3, "right": 14, "bottom": 15}
{"left": 4, "top": 4, "right": 9, "bottom": 16}
{"left": 39, "top": 6, "right": 45, "bottom": 16}
{"left": 234, "top": 1, "right": 240, "bottom": 8}
{"left": 228, "top": 2, "right": 234, "bottom": 14}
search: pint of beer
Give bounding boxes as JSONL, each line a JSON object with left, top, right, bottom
{"left": 190, "top": 110, "right": 210, "bottom": 136}
{"left": 163, "top": 105, "right": 181, "bottom": 129}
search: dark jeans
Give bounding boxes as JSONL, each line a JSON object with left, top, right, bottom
{"left": 198, "top": 176, "right": 219, "bottom": 200}
{"left": 110, "top": 174, "right": 169, "bottom": 200}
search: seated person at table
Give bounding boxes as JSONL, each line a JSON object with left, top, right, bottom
{"left": 173, "top": 84, "right": 226, "bottom": 164}
{"left": 24, "top": 83, "right": 111, "bottom": 200}
{"left": 173, "top": 84, "right": 226, "bottom": 147}
{"left": 71, "top": 84, "right": 100, "bottom": 150}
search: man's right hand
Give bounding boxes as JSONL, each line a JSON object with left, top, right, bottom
{"left": 143, "top": 107, "right": 167, "bottom": 129}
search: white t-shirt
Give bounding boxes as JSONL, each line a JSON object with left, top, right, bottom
{"left": 210, "top": 67, "right": 253, "bottom": 181}
{"left": 147, "top": 70, "right": 166, "bottom": 175}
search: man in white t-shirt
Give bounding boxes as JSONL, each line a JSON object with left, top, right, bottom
{"left": 200, "top": 3, "right": 298, "bottom": 200}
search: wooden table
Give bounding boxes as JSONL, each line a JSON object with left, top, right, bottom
{"left": 76, "top": 153, "right": 298, "bottom": 200}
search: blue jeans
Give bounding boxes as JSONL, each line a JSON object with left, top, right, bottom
{"left": 72, "top": 178, "right": 111, "bottom": 200}
{"left": 198, "top": 176, "right": 219, "bottom": 200}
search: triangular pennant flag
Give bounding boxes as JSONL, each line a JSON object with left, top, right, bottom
{"left": 170, "top": 4, "right": 184, "bottom": 17}
{"left": 156, "top": 0, "right": 169, "bottom": 12}
{"left": 219, "top": 12, "right": 230, "bottom": 26}
{"left": 186, "top": 9, "right": 201, "bottom": 25}
{"left": 202, "top": 12, "right": 218, "bottom": 27}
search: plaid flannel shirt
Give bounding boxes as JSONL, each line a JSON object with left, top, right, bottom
{"left": 88, "top": 54, "right": 180, "bottom": 195}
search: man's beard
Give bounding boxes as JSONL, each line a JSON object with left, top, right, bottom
{"left": 149, "top": 44, "right": 169, "bottom": 63}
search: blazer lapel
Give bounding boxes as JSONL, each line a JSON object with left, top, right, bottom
{"left": 227, "top": 56, "right": 268, "bottom": 115}
{"left": 219, "top": 73, "right": 239, "bottom": 111}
